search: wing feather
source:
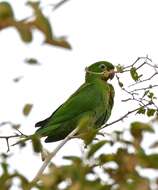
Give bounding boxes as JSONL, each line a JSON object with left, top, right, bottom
{"left": 46, "top": 83, "right": 102, "bottom": 126}
{"left": 36, "top": 82, "right": 104, "bottom": 133}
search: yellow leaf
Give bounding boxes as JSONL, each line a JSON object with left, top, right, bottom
{"left": 23, "top": 104, "right": 33, "bottom": 116}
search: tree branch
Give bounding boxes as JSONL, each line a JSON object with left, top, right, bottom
{"left": 0, "top": 128, "right": 27, "bottom": 152}
{"left": 0, "top": 121, "right": 13, "bottom": 127}
{"left": 101, "top": 103, "right": 151, "bottom": 129}
{"left": 130, "top": 84, "right": 158, "bottom": 93}
{"left": 53, "top": 0, "right": 71, "bottom": 10}
{"left": 31, "top": 55, "right": 157, "bottom": 181}
{"left": 0, "top": 134, "right": 21, "bottom": 152}
{"left": 129, "top": 72, "right": 158, "bottom": 87}
{"left": 122, "top": 56, "right": 152, "bottom": 72}
{"left": 32, "top": 127, "right": 79, "bottom": 183}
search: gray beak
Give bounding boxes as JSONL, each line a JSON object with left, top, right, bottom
{"left": 109, "top": 70, "right": 115, "bottom": 80}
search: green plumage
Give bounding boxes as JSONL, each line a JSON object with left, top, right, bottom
{"left": 35, "top": 61, "right": 115, "bottom": 142}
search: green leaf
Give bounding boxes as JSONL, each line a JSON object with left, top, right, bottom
{"left": 0, "top": 2, "right": 14, "bottom": 20}
{"left": 130, "top": 67, "right": 139, "bottom": 81}
{"left": 14, "top": 22, "right": 32, "bottom": 42}
{"left": 45, "top": 37, "right": 71, "bottom": 49}
{"left": 148, "top": 92, "right": 154, "bottom": 99}
{"left": 13, "top": 76, "right": 23, "bottom": 83}
{"left": 1, "top": 162, "right": 9, "bottom": 174}
{"left": 139, "top": 153, "right": 158, "bottom": 169}
{"left": 87, "top": 141, "right": 106, "bottom": 158}
{"left": 80, "top": 128, "right": 98, "bottom": 145}
{"left": 116, "top": 64, "right": 124, "bottom": 73}
{"left": 147, "top": 108, "right": 156, "bottom": 117}
{"left": 28, "top": 2, "right": 53, "bottom": 39}
{"left": 130, "top": 122, "right": 154, "bottom": 141}
{"left": 24, "top": 58, "right": 39, "bottom": 65}
{"left": 23, "top": 104, "right": 33, "bottom": 116}
{"left": 118, "top": 81, "right": 124, "bottom": 87}
{"left": 0, "top": 3, "right": 32, "bottom": 43}
{"left": 136, "top": 107, "right": 146, "bottom": 114}
{"left": 99, "top": 154, "right": 115, "bottom": 164}
{"left": 142, "top": 90, "right": 149, "bottom": 98}
{"left": 31, "top": 135, "right": 42, "bottom": 153}
{"left": 27, "top": 2, "right": 71, "bottom": 49}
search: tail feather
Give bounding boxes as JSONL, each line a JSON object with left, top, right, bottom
{"left": 35, "top": 117, "right": 50, "bottom": 128}
{"left": 35, "top": 104, "right": 63, "bottom": 128}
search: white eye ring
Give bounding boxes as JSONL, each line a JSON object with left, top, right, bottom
{"left": 99, "top": 64, "right": 106, "bottom": 70}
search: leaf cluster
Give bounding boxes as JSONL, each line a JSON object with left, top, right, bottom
{"left": 0, "top": 1, "right": 71, "bottom": 49}
{"left": 1, "top": 120, "right": 158, "bottom": 189}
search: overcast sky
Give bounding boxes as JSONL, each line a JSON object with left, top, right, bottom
{"left": 0, "top": 0, "right": 158, "bottom": 187}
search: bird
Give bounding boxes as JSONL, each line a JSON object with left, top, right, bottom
{"left": 35, "top": 61, "right": 115, "bottom": 143}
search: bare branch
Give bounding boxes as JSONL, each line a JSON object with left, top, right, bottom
{"left": 6, "top": 138, "right": 10, "bottom": 152}
{"left": 146, "top": 62, "right": 158, "bottom": 69}
{"left": 101, "top": 103, "right": 151, "bottom": 129}
{"left": 0, "top": 134, "right": 20, "bottom": 152}
{"left": 0, "top": 121, "right": 12, "bottom": 127}
{"left": 122, "top": 56, "right": 152, "bottom": 71}
{"left": 53, "top": 0, "right": 71, "bottom": 10}
{"left": 129, "top": 72, "right": 158, "bottom": 87}
{"left": 116, "top": 75, "right": 138, "bottom": 98}
{"left": 0, "top": 129, "right": 28, "bottom": 152}
{"left": 0, "top": 134, "right": 20, "bottom": 139}
{"left": 115, "top": 56, "right": 158, "bottom": 111}
{"left": 130, "top": 84, "right": 158, "bottom": 93}
{"left": 32, "top": 127, "right": 79, "bottom": 183}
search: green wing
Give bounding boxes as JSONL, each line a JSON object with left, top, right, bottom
{"left": 35, "top": 82, "right": 108, "bottom": 135}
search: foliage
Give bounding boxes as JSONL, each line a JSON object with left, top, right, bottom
{"left": 0, "top": 1, "right": 71, "bottom": 49}
{"left": 23, "top": 104, "right": 33, "bottom": 116}
{"left": 0, "top": 120, "right": 158, "bottom": 189}
{"left": 0, "top": 1, "right": 158, "bottom": 190}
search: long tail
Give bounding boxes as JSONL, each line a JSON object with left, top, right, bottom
{"left": 35, "top": 117, "right": 50, "bottom": 128}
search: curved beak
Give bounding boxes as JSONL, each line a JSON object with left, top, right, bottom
{"left": 109, "top": 70, "right": 115, "bottom": 80}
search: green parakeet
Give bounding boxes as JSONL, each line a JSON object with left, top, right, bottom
{"left": 35, "top": 61, "right": 115, "bottom": 142}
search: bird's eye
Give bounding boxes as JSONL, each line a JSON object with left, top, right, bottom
{"left": 99, "top": 64, "right": 106, "bottom": 70}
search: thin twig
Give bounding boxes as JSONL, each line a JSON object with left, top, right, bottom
{"left": 123, "top": 56, "right": 152, "bottom": 70}
{"left": 136, "top": 61, "right": 147, "bottom": 70}
{"left": 53, "top": 0, "right": 70, "bottom": 10}
{"left": 0, "top": 121, "right": 12, "bottom": 127}
{"left": 32, "top": 127, "right": 79, "bottom": 183}
{"left": 101, "top": 103, "right": 151, "bottom": 129}
{"left": 15, "top": 128, "right": 28, "bottom": 137}
{"left": 129, "top": 72, "right": 158, "bottom": 87}
{"left": 146, "top": 62, "right": 158, "bottom": 69}
{"left": 0, "top": 129, "right": 27, "bottom": 151}
{"left": 0, "top": 134, "right": 20, "bottom": 152}
{"left": 130, "top": 84, "right": 158, "bottom": 92}
{"left": 0, "top": 134, "right": 20, "bottom": 139}
{"left": 6, "top": 138, "right": 10, "bottom": 152}
{"left": 122, "top": 98, "right": 146, "bottom": 106}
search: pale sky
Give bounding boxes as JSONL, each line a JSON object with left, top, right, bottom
{"left": 0, "top": 0, "right": 158, "bottom": 188}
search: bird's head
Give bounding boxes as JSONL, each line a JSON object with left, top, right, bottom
{"left": 85, "top": 61, "right": 115, "bottom": 82}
